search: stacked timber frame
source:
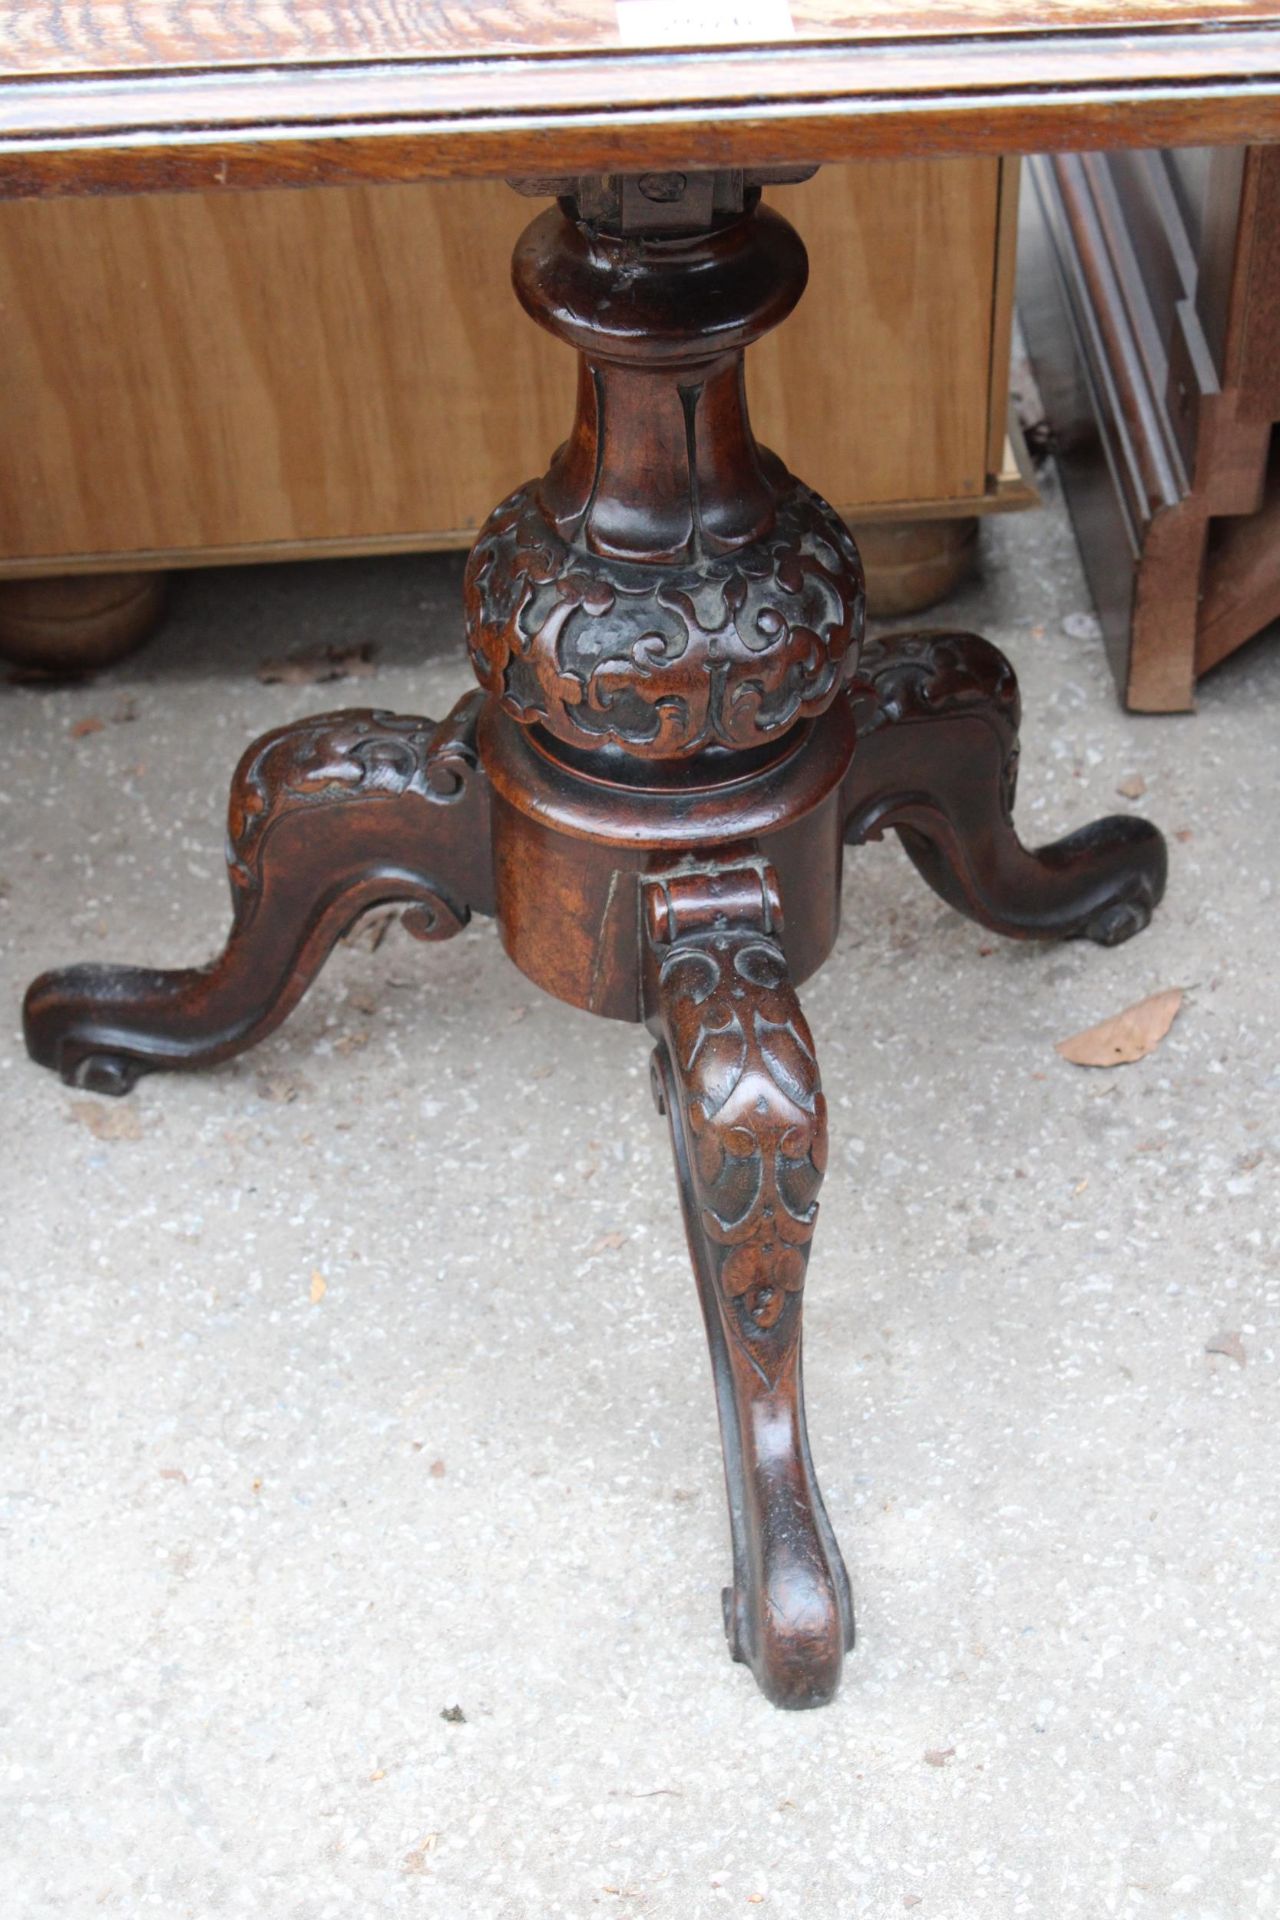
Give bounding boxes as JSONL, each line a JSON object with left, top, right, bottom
{"left": 1020, "top": 145, "right": 1280, "bottom": 710}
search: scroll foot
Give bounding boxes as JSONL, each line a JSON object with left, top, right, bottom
{"left": 845, "top": 632, "right": 1166, "bottom": 944}
{"left": 23, "top": 694, "right": 493, "bottom": 1091}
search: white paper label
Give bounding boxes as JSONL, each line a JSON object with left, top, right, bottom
{"left": 616, "top": 0, "right": 795, "bottom": 47}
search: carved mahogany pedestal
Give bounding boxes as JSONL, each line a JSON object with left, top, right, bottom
{"left": 23, "top": 173, "right": 1166, "bottom": 1710}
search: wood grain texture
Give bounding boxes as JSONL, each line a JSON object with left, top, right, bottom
{"left": 755, "top": 163, "right": 999, "bottom": 512}
{"left": 1198, "top": 462, "right": 1280, "bottom": 669}
{"left": 0, "top": 571, "right": 165, "bottom": 670}
{"left": 0, "top": 164, "right": 1013, "bottom": 568}
{"left": 0, "top": 180, "right": 565, "bottom": 559}
{"left": 1020, "top": 142, "right": 1280, "bottom": 709}
{"left": 3, "top": 7, "right": 1280, "bottom": 196}
{"left": 6, "top": 3, "right": 1275, "bottom": 72}
{"left": 987, "top": 159, "right": 1024, "bottom": 477}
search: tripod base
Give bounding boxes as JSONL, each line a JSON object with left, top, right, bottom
{"left": 22, "top": 628, "right": 1166, "bottom": 1707}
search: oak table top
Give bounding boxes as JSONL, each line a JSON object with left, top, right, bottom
{"left": 3, "top": 2, "right": 1280, "bottom": 198}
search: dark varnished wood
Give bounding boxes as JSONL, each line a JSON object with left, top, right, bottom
{"left": 478, "top": 696, "right": 853, "bottom": 1021}
{"left": 465, "top": 192, "right": 864, "bottom": 760}
{"left": 647, "top": 865, "right": 854, "bottom": 1708}
{"left": 24, "top": 695, "right": 492, "bottom": 1092}
{"left": 20, "top": 169, "right": 1171, "bottom": 1707}
{"left": 845, "top": 632, "right": 1167, "bottom": 943}
{"left": 5, "top": 5, "right": 1280, "bottom": 198}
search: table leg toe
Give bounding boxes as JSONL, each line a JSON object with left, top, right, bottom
{"left": 846, "top": 630, "right": 1167, "bottom": 944}
{"left": 23, "top": 694, "right": 493, "bottom": 1091}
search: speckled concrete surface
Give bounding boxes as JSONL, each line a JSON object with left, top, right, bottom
{"left": 2, "top": 474, "right": 1278, "bottom": 1920}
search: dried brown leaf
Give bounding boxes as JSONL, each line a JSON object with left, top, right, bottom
{"left": 256, "top": 642, "right": 376, "bottom": 686}
{"left": 1205, "top": 1331, "right": 1246, "bottom": 1366}
{"left": 1055, "top": 989, "right": 1183, "bottom": 1068}
{"left": 70, "top": 1099, "right": 142, "bottom": 1140}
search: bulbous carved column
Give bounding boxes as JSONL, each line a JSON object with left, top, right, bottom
{"left": 464, "top": 181, "right": 866, "bottom": 762}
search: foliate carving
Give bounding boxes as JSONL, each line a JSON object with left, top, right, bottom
{"left": 849, "top": 630, "right": 1019, "bottom": 734}
{"left": 227, "top": 696, "right": 483, "bottom": 896}
{"left": 22, "top": 694, "right": 493, "bottom": 1099}
{"left": 464, "top": 480, "right": 865, "bottom": 760}
{"left": 848, "top": 630, "right": 1021, "bottom": 819}
{"left": 647, "top": 865, "right": 851, "bottom": 1706}
{"left": 654, "top": 928, "right": 827, "bottom": 1378}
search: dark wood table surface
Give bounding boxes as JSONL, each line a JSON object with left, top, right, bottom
{"left": 4, "top": 2, "right": 1280, "bottom": 199}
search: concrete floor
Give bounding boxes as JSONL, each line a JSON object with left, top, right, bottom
{"left": 2, "top": 475, "right": 1278, "bottom": 1919}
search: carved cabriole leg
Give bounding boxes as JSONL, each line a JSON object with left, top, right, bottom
{"left": 645, "top": 866, "right": 854, "bottom": 1709}
{"left": 23, "top": 694, "right": 493, "bottom": 1093}
{"left": 845, "top": 632, "right": 1168, "bottom": 945}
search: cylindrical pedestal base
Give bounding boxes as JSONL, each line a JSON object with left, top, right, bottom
{"left": 478, "top": 700, "right": 857, "bottom": 1022}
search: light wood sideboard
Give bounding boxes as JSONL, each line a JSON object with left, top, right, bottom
{"left": 0, "top": 160, "right": 1029, "bottom": 584}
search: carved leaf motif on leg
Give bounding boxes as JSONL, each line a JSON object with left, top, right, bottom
{"left": 660, "top": 934, "right": 827, "bottom": 1376}
{"left": 228, "top": 702, "right": 483, "bottom": 901}
{"left": 649, "top": 896, "right": 853, "bottom": 1708}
